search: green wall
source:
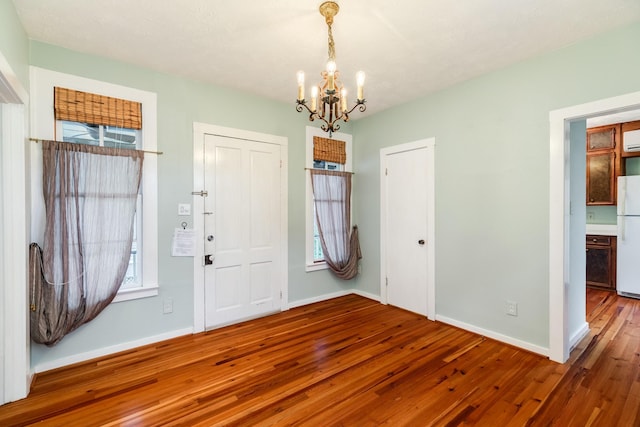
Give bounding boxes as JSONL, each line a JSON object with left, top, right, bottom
{"left": 28, "top": 42, "right": 354, "bottom": 368}
{"left": 353, "top": 22, "right": 640, "bottom": 349}
{"left": 0, "top": 0, "right": 29, "bottom": 88}
{"left": 15, "top": 10, "right": 640, "bottom": 366}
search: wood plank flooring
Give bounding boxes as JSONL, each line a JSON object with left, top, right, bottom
{"left": 0, "top": 289, "right": 638, "bottom": 426}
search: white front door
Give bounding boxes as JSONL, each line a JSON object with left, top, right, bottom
{"left": 381, "top": 139, "right": 435, "bottom": 318}
{"left": 203, "top": 134, "right": 282, "bottom": 328}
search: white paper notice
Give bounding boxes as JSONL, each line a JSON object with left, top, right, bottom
{"left": 172, "top": 228, "right": 196, "bottom": 257}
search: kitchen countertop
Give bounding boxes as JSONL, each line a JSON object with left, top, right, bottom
{"left": 586, "top": 224, "right": 617, "bottom": 236}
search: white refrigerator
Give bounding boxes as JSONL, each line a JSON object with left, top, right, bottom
{"left": 617, "top": 175, "right": 640, "bottom": 297}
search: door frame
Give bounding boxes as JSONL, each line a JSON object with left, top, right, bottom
{"left": 380, "top": 138, "right": 436, "bottom": 320}
{"left": 0, "top": 51, "right": 30, "bottom": 403}
{"left": 192, "top": 123, "right": 288, "bottom": 333}
{"left": 549, "top": 90, "right": 640, "bottom": 363}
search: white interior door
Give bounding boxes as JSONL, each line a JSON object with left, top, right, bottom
{"left": 381, "top": 140, "right": 435, "bottom": 318}
{"left": 203, "top": 134, "right": 282, "bottom": 328}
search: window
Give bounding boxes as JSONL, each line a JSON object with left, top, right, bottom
{"left": 311, "top": 160, "right": 343, "bottom": 262}
{"left": 30, "top": 67, "right": 158, "bottom": 302}
{"left": 305, "top": 126, "right": 352, "bottom": 272}
{"left": 56, "top": 120, "right": 142, "bottom": 289}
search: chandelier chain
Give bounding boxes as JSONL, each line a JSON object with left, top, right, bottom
{"left": 327, "top": 22, "right": 336, "bottom": 61}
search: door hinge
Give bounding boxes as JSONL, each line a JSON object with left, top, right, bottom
{"left": 192, "top": 190, "right": 208, "bottom": 197}
{"left": 280, "top": 160, "right": 283, "bottom": 168}
{"left": 280, "top": 291, "right": 283, "bottom": 299}
{"left": 385, "top": 168, "right": 388, "bottom": 176}
{"left": 385, "top": 277, "right": 388, "bottom": 287}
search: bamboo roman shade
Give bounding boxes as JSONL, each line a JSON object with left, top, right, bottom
{"left": 54, "top": 87, "right": 142, "bottom": 129}
{"left": 313, "top": 136, "right": 346, "bottom": 164}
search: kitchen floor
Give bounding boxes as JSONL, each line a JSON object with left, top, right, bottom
{"left": 586, "top": 287, "right": 616, "bottom": 320}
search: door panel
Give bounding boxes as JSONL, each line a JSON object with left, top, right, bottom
{"left": 204, "top": 135, "right": 281, "bottom": 328}
{"left": 250, "top": 262, "right": 272, "bottom": 303}
{"left": 617, "top": 216, "right": 640, "bottom": 295}
{"left": 383, "top": 146, "right": 430, "bottom": 316}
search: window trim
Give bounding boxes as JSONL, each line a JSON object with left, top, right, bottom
{"left": 305, "top": 126, "right": 352, "bottom": 272}
{"left": 30, "top": 67, "right": 158, "bottom": 302}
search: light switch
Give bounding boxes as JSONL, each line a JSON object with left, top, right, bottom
{"left": 178, "top": 203, "right": 191, "bottom": 216}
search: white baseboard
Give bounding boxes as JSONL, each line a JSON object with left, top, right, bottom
{"left": 351, "top": 289, "right": 381, "bottom": 302}
{"left": 569, "top": 322, "right": 590, "bottom": 351}
{"left": 288, "top": 290, "right": 353, "bottom": 309}
{"left": 33, "top": 327, "right": 194, "bottom": 373}
{"left": 436, "top": 315, "right": 550, "bottom": 358}
{"left": 288, "top": 288, "right": 381, "bottom": 310}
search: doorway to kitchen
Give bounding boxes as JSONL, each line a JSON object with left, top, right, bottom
{"left": 549, "top": 91, "right": 640, "bottom": 363}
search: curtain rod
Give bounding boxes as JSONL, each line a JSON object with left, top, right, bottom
{"left": 304, "top": 168, "right": 354, "bottom": 174}
{"left": 29, "top": 138, "right": 163, "bottom": 155}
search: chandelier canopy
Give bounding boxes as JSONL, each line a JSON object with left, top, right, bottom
{"left": 296, "top": 1, "right": 366, "bottom": 136}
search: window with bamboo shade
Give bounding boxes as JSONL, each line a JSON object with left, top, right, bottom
{"left": 54, "top": 87, "right": 142, "bottom": 129}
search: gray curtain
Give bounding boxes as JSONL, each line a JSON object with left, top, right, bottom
{"left": 30, "top": 140, "right": 144, "bottom": 346}
{"left": 310, "top": 169, "right": 361, "bottom": 279}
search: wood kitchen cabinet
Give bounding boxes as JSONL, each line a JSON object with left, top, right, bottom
{"left": 586, "top": 234, "right": 616, "bottom": 290}
{"left": 586, "top": 125, "right": 620, "bottom": 205}
{"left": 586, "top": 152, "right": 615, "bottom": 204}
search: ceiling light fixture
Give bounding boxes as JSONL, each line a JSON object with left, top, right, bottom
{"left": 296, "top": 1, "right": 366, "bottom": 136}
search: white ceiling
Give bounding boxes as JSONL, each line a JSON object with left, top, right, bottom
{"left": 12, "top": 0, "right": 640, "bottom": 118}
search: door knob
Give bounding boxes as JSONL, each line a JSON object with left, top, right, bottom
{"left": 418, "top": 239, "right": 425, "bottom": 245}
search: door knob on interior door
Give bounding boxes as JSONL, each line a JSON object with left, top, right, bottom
{"left": 418, "top": 239, "right": 425, "bottom": 245}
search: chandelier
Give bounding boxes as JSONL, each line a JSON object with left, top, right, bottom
{"left": 296, "top": 1, "right": 366, "bottom": 136}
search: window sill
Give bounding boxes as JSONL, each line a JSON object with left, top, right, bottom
{"left": 112, "top": 284, "right": 159, "bottom": 303}
{"left": 306, "top": 261, "right": 329, "bottom": 272}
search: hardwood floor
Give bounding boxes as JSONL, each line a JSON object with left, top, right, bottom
{"left": 0, "top": 290, "right": 638, "bottom": 426}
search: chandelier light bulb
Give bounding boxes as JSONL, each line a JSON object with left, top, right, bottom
{"left": 356, "top": 71, "right": 365, "bottom": 100}
{"left": 311, "top": 85, "right": 319, "bottom": 112}
{"left": 297, "top": 71, "right": 305, "bottom": 101}
{"left": 326, "top": 60, "right": 337, "bottom": 74}
{"left": 326, "top": 60, "right": 337, "bottom": 91}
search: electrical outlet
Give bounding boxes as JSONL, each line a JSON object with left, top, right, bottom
{"left": 506, "top": 300, "right": 518, "bottom": 317}
{"left": 163, "top": 298, "right": 173, "bottom": 314}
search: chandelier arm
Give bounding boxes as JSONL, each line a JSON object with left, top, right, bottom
{"left": 296, "top": 101, "right": 312, "bottom": 114}
{"left": 345, "top": 100, "right": 366, "bottom": 115}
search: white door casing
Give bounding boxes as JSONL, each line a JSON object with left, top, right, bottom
{"left": 380, "top": 138, "right": 435, "bottom": 319}
{"left": 0, "top": 103, "right": 4, "bottom": 405}
{"left": 193, "top": 123, "right": 288, "bottom": 333}
{"left": 0, "top": 50, "right": 30, "bottom": 403}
